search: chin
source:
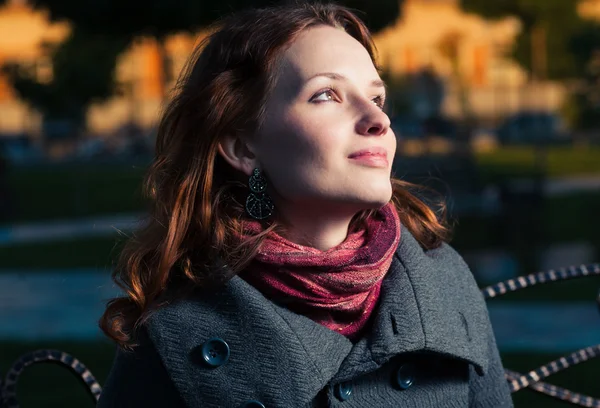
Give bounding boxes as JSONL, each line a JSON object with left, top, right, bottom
{"left": 367, "top": 182, "right": 393, "bottom": 203}
{"left": 363, "top": 198, "right": 392, "bottom": 209}
{"left": 350, "top": 188, "right": 393, "bottom": 210}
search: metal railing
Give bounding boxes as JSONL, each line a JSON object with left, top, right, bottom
{"left": 483, "top": 263, "right": 600, "bottom": 407}
{"left": 1, "top": 263, "right": 599, "bottom": 407}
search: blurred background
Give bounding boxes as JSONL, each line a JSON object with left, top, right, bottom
{"left": 0, "top": 0, "right": 599, "bottom": 406}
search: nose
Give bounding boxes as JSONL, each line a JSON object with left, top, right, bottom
{"left": 355, "top": 105, "right": 390, "bottom": 136}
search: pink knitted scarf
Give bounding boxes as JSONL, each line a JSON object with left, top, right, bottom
{"left": 240, "top": 203, "right": 401, "bottom": 339}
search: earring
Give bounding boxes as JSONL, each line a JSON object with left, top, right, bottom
{"left": 245, "top": 168, "right": 274, "bottom": 220}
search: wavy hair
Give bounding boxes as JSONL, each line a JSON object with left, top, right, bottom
{"left": 99, "top": 1, "right": 450, "bottom": 349}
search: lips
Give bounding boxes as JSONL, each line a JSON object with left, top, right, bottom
{"left": 348, "top": 147, "right": 388, "bottom": 160}
{"left": 348, "top": 147, "right": 389, "bottom": 167}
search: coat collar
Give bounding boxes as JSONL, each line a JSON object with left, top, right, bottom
{"left": 147, "top": 228, "right": 490, "bottom": 407}
{"left": 332, "top": 229, "right": 490, "bottom": 381}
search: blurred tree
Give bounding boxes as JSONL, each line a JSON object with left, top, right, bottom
{"left": 4, "top": 0, "right": 403, "bottom": 137}
{"left": 570, "top": 22, "right": 600, "bottom": 128}
{"left": 462, "top": 0, "right": 591, "bottom": 80}
{"left": 2, "top": 29, "right": 128, "bottom": 140}
{"left": 561, "top": 22, "right": 600, "bottom": 132}
{"left": 563, "top": 47, "right": 600, "bottom": 131}
{"left": 3, "top": 28, "right": 128, "bottom": 140}
{"left": 27, "top": 0, "right": 402, "bottom": 37}
{"left": 30, "top": 0, "right": 402, "bottom": 96}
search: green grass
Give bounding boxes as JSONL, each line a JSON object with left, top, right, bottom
{"left": 0, "top": 237, "right": 124, "bottom": 270}
{"left": 475, "top": 146, "right": 600, "bottom": 182}
{"left": 545, "top": 193, "right": 600, "bottom": 244}
{"left": 5, "top": 162, "right": 147, "bottom": 223}
{"left": 1, "top": 340, "right": 596, "bottom": 408}
{"left": 450, "top": 193, "right": 600, "bottom": 249}
{"left": 451, "top": 192, "right": 600, "bottom": 292}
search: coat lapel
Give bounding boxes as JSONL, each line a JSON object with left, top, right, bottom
{"left": 398, "top": 229, "right": 490, "bottom": 374}
{"left": 147, "top": 228, "right": 490, "bottom": 407}
{"left": 147, "top": 276, "right": 353, "bottom": 408}
{"left": 327, "top": 229, "right": 490, "bottom": 383}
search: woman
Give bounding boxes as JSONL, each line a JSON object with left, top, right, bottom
{"left": 98, "top": 2, "right": 513, "bottom": 407}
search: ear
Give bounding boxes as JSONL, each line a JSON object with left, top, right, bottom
{"left": 217, "top": 134, "right": 257, "bottom": 177}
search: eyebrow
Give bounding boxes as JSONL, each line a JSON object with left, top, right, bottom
{"left": 306, "top": 72, "right": 387, "bottom": 90}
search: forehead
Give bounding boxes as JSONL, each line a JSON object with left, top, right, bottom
{"left": 275, "top": 25, "right": 379, "bottom": 88}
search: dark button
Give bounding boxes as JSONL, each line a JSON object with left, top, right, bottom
{"left": 394, "top": 363, "right": 415, "bottom": 390}
{"left": 200, "top": 337, "right": 230, "bottom": 367}
{"left": 239, "top": 400, "right": 266, "bottom": 408}
{"left": 334, "top": 381, "right": 353, "bottom": 401}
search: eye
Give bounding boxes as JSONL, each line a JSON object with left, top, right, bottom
{"left": 373, "top": 95, "right": 386, "bottom": 109}
{"left": 310, "top": 88, "right": 337, "bottom": 103}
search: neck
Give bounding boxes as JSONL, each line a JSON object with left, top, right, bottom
{"left": 275, "top": 204, "right": 359, "bottom": 251}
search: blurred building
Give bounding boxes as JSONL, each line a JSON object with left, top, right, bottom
{"left": 0, "top": 0, "right": 598, "bottom": 139}
{"left": 87, "top": 34, "right": 200, "bottom": 136}
{"left": 374, "top": 0, "right": 564, "bottom": 119}
{"left": 579, "top": 0, "right": 600, "bottom": 21}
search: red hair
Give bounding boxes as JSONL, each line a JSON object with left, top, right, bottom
{"left": 99, "top": 2, "right": 450, "bottom": 349}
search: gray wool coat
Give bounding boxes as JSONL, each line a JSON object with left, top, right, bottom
{"left": 98, "top": 229, "right": 514, "bottom": 408}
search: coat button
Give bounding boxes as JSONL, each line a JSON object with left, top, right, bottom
{"left": 334, "top": 381, "right": 353, "bottom": 401}
{"left": 200, "top": 337, "right": 230, "bottom": 367}
{"left": 239, "top": 400, "right": 266, "bottom": 408}
{"left": 394, "top": 363, "right": 415, "bottom": 390}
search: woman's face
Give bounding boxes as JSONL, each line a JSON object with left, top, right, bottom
{"left": 251, "top": 25, "right": 396, "bottom": 214}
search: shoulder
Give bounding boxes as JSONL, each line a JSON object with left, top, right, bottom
{"left": 143, "top": 279, "right": 349, "bottom": 407}
{"left": 425, "top": 240, "right": 490, "bottom": 332}
{"left": 429, "top": 240, "right": 481, "bottom": 288}
{"left": 396, "top": 228, "right": 483, "bottom": 303}
{"left": 392, "top": 229, "right": 493, "bottom": 373}
{"left": 145, "top": 279, "right": 276, "bottom": 351}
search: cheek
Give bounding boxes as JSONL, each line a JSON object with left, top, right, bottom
{"left": 262, "top": 114, "right": 341, "bottom": 167}
{"left": 256, "top": 118, "right": 348, "bottom": 200}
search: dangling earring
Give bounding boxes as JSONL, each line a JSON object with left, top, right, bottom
{"left": 245, "top": 168, "right": 274, "bottom": 220}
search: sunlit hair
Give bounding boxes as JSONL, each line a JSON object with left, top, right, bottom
{"left": 99, "top": 1, "right": 450, "bottom": 349}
